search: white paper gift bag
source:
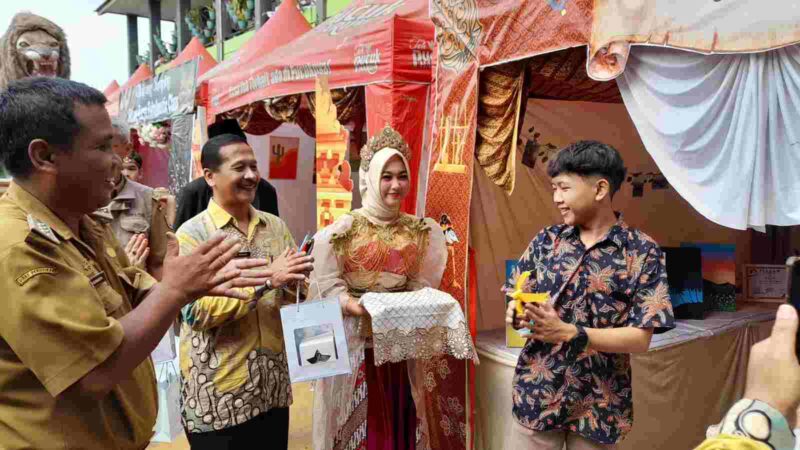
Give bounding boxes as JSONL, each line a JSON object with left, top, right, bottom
{"left": 280, "top": 296, "right": 351, "bottom": 383}
{"left": 151, "top": 362, "right": 182, "bottom": 443}
{"left": 151, "top": 325, "right": 177, "bottom": 364}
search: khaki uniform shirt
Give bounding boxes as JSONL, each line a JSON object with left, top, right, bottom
{"left": 95, "top": 178, "right": 171, "bottom": 270}
{"left": 0, "top": 182, "right": 158, "bottom": 449}
{"left": 176, "top": 199, "right": 296, "bottom": 433}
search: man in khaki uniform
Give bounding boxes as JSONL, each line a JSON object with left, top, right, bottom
{"left": 95, "top": 153, "right": 172, "bottom": 279}
{"left": 0, "top": 77, "right": 273, "bottom": 449}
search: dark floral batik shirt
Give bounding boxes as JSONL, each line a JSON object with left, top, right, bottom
{"left": 504, "top": 218, "right": 674, "bottom": 444}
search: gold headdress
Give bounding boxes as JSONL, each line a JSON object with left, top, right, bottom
{"left": 360, "top": 125, "right": 411, "bottom": 172}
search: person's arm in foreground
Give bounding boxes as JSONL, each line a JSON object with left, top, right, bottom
{"left": 69, "top": 232, "right": 271, "bottom": 399}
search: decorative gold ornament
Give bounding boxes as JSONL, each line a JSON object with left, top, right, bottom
{"left": 360, "top": 125, "right": 411, "bottom": 172}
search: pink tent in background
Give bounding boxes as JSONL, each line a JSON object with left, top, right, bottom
{"left": 166, "top": 36, "right": 217, "bottom": 76}
{"left": 103, "top": 80, "right": 119, "bottom": 97}
{"left": 166, "top": 36, "right": 219, "bottom": 108}
{"left": 103, "top": 80, "right": 120, "bottom": 117}
{"left": 106, "top": 64, "right": 153, "bottom": 119}
{"left": 197, "top": 0, "right": 311, "bottom": 87}
{"left": 199, "top": 0, "right": 311, "bottom": 125}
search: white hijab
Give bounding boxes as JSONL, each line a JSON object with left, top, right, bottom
{"left": 357, "top": 147, "right": 410, "bottom": 226}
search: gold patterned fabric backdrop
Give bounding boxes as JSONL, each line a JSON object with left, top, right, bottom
{"left": 527, "top": 47, "right": 622, "bottom": 103}
{"left": 475, "top": 61, "right": 526, "bottom": 195}
{"left": 306, "top": 87, "right": 365, "bottom": 124}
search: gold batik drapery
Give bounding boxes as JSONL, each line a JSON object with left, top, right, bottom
{"left": 475, "top": 61, "right": 526, "bottom": 196}
{"left": 306, "top": 87, "right": 364, "bottom": 124}
{"left": 220, "top": 95, "right": 318, "bottom": 138}
{"left": 264, "top": 94, "right": 302, "bottom": 122}
{"left": 220, "top": 102, "right": 281, "bottom": 136}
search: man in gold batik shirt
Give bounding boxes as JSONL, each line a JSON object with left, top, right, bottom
{"left": 176, "top": 134, "right": 313, "bottom": 450}
{"left": 0, "top": 78, "right": 270, "bottom": 449}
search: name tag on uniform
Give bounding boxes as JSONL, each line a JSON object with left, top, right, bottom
{"left": 89, "top": 271, "right": 107, "bottom": 287}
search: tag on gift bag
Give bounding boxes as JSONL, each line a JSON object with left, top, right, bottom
{"left": 280, "top": 296, "right": 351, "bottom": 383}
{"left": 151, "top": 362, "right": 182, "bottom": 443}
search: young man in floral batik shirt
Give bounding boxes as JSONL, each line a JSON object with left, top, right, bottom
{"left": 504, "top": 141, "right": 675, "bottom": 450}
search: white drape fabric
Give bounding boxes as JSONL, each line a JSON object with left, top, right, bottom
{"left": 618, "top": 45, "right": 800, "bottom": 230}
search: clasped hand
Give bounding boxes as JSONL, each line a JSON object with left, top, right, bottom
{"left": 505, "top": 300, "right": 577, "bottom": 344}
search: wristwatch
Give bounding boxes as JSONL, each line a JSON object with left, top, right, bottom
{"left": 254, "top": 279, "right": 274, "bottom": 298}
{"left": 573, "top": 325, "right": 589, "bottom": 352}
{"left": 565, "top": 324, "right": 589, "bottom": 362}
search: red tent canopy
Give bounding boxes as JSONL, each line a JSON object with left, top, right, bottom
{"left": 103, "top": 80, "right": 120, "bottom": 97}
{"left": 106, "top": 64, "right": 153, "bottom": 118}
{"left": 206, "top": 0, "right": 434, "bottom": 116}
{"left": 167, "top": 36, "right": 218, "bottom": 77}
{"left": 166, "top": 36, "right": 219, "bottom": 107}
{"left": 198, "top": 0, "right": 311, "bottom": 86}
{"left": 206, "top": 0, "right": 435, "bottom": 215}
{"left": 121, "top": 63, "right": 154, "bottom": 91}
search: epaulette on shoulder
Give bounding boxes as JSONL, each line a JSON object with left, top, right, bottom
{"left": 26, "top": 214, "right": 60, "bottom": 245}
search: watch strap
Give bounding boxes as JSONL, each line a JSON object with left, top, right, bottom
{"left": 707, "top": 399, "right": 795, "bottom": 450}
{"left": 565, "top": 324, "right": 589, "bottom": 362}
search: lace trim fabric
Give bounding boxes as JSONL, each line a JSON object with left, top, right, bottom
{"left": 360, "top": 288, "right": 479, "bottom": 366}
{"left": 372, "top": 324, "right": 478, "bottom": 366}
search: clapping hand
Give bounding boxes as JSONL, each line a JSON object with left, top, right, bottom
{"left": 125, "top": 234, "right": 150, "bottom": 269}
{"left": 161, "top": 232, "right": 273, "bottom": 304}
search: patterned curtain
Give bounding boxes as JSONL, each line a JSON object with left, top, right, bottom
{"left": 306, "top": 87, "right": 364, "bottom": 124}
{"left": 264, "top": 94, "right": 302, "bottom": 123}
{"left": 475, "top": 60, "right": 526, "bottom": 195}
{"left": 295, "top": 108, "right": 316, "bottom": 139}
{"left": 220, "top": 103, "right": 281, "bottom": 136}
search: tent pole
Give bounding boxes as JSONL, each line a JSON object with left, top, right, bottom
{"left": 176, "top": 0, "right": 190, "bottom": 52}
{"left": 148, "top": 0, "right": 162, "bottom": 69}
{"left": 126, "top": 15, "right": 139, "bottom": 75}
{"left": 255, "top": 0, "right": 266, "bottom": 28}
{"left": 215, "top": 0, "right": 225, "bottom": 61}
{"left": 315, "top": 0, "right": 327, "bottom": 24}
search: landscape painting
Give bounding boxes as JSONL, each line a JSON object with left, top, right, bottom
{"left": 663, "top": 247, "right": 705, "bottom": 319}
{"left": 682, "top": 243, "right": 737, "bottom": 312}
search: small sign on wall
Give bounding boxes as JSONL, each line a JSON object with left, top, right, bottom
{"left": 269, "top": 136, "right": 299, "bottom": 180}
{"left": 743, "top": 264, "right": 789, "bottom": 303}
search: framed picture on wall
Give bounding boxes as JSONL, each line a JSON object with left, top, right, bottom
{"left": 743, "top": 264, "right": 790, "bottom": 303}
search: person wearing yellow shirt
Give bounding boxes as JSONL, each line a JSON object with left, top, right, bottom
{"left": 0, "top": 77, "right": 271, "bottom": 449}
{"left": 176, "top": 133, "right": 313, "bottom": 450}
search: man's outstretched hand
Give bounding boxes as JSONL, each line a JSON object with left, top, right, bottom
{"left": 161, "top": 232, "right": 273, "bottom": 304}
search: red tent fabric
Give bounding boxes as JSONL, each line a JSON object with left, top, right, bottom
{"left": 206, "top": 0, "right": 435, "bottom": 215}
{"left": 107, "top": 64, "right": 153, "bottom": 119}
{"left": 120, "top": 63, "right": 154, "bottom": 91}
{"left": 167, "top": 36, "right": 218, "bottom": 77}
{"left": 197, "top": 0, "right": 311, "bottom": 85}
{"left": 167, "top": 36, "right": 220, "bottom": 107}
{"left": 103, "top": 80, "right": 120, "bottom": 97}
{"left": 206, "top": 0, "right": 434, "bottom": 115}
